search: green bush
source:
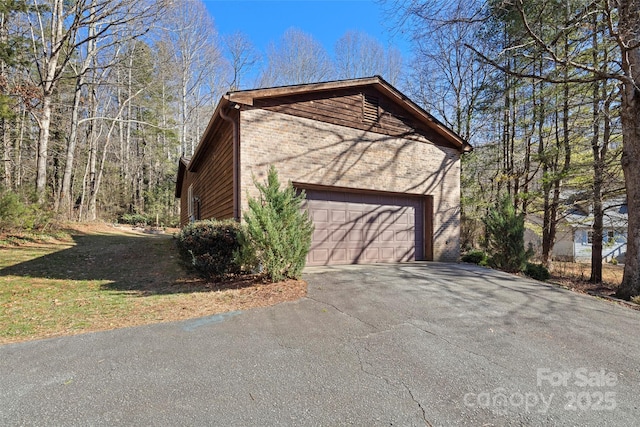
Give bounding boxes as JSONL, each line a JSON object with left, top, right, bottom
{"left": 0, "top": 191, "right": 26, "bottom": 231}
{"left": 461, "top": 249, "right": 488, "bottom": 265}
{"left": 118, "top": 213, "right": 150, "bottom": 226}
{"left": 0, "top": 189, "right": 51, "bottom": 232}
{"left": 483, "top": 194, "right": 532, "bottom": 273}
{"left": 158, "top": 213, "right": 180, "bottom": 228}
{"left": 176, "top": 219, "right": 252, "bottom": 280}
{"left": 524, "top": 262, "right": 550, "bottom": 281}
{"left": 243, "top": 166, "right": 314, "bottom": 282}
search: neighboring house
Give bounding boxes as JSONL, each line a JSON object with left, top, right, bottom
{"left": 526, "top": 199, "right": 628, "bottom": 263}
{"left": 175, "top": 76, "right": 472, "bottom": 266}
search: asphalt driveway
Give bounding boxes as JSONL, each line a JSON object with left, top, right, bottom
{"left": 1, "top": 262, "right": 639, "bottom": 426}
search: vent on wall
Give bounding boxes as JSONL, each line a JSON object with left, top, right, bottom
{"left": 363, "top": 94, "right": 380, "bottom": 123}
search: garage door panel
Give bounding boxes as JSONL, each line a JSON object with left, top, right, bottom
{"left": 395, "top": 230, "right": 410, "bottom": 242}
{"left": 348, "top": 230, "right": 364, "bottom": 242}
{"left": 313, "top": 229, "right": 329, "bottom": 241}
{"left": 330, "top": 228, "right": 348, "bottom": 242}
{"left": 331, "top": 248, "right": 347, "bottom": 262}
{"left": 378, "top": 210, "right": 396, "bottom": 223}
{"left": 380, "top": 247, "right": 394, "bottom": 259}
{"left": 365, "top": 227, "right": 381, "bottom": 242}
{"left": 304, "top": 189, "right": 426, "bottom": 266}
{"left": 312, "top": 209, "right": 329, "bottom": 223}
{"left": 394, "top": 212, "right": 409, "bottom": 224}
{"left": 331, "top": 209, "right": 346, "bottom": 222}
{"left": 399, "top": 248, "right": 415, "bottom": 262}
{"left": 312, "top": 249, "right": 330, "bottom": 263}
{"left": 380, "top": 230, "right": 395, "bottom": 242}
{"left": 364, "top": 248, "right": 380, "bottom": 261}
{"left": 347, "top": 211, "right": 364, "bottom": 223}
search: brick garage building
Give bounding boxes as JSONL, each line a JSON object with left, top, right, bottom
{"left": 176, "top": 76, "right": 472, "bottom": 265}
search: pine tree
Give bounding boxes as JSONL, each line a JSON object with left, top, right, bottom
{"left": 244, "top": 165, "right": 314, "bottom": 282}
{"left": 483, "top": 195, "right": 532, "bottom": 273}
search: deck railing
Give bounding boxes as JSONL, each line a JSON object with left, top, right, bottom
{"left": 603, "top": 243, "right": 626, "bottom": 263}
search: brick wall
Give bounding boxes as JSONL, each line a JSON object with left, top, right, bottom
{"left": 239, "top": 109, "right": 462, "bottom": 262}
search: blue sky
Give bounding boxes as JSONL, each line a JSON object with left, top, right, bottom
{"left": 202, "top": 0, "right": 412, "bottom": 58}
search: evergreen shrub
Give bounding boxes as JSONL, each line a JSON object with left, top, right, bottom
{"left": 461, "top": 249, "right": 489, "bottom": 265}
{"left": 524, "top": 262, "right": 550, "bottom": 281}
{"left": 243, "top": 166, "right": 314, "bottom": 282}
{"left": 0, "top": 189, "right": 51, "bottom": 231}
{"left": 483, "top": 195, "right": 533, "bottom": 273}
{"left": 118, "top": 213, "right": 150, "bottom": 226}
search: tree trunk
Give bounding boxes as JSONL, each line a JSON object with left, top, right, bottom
{"left": 615, "top": 0, "right": 640, "bottom": 300}
{"left": 590, "top": 194, "right": 604, "bottom": 283}
{"left": 538, "top": 86, "right": 551, "bottom": 266}
{"left": 617, "top": 100, "right": 640, "bottom": 298}
{"left": 589, "top": 17, "right": 603, "bottom": 283}
{"left": 1, "top": 117, "right": 10, "bottom": 189}
{"left": 15, "top": 106, "right": 26, "bottom": 187}
{"left": 181, "top": 68, "right": 189, "bottom": 156}
{"left": 87, "top": 87, "right": 99, "bottom": 221}
{"left": 1, "top": 7, "right": 11, "bottom": 189}
{"left": 616, "top": 70, "right": 640, "bottom": 299}
{"left": 57, "top": 75, "right": 83, "bottom": 215}
{"left": 58, "top": 4, "right": 97, "bottom": 216}
{"left": 590, "top": 82, "right": 604, "bottom": 283}
{"left": 33, "top": 0, "right": 66, "bottom": 204}
{"left": 35, "top": 95, "right": 52, "bottom": 202}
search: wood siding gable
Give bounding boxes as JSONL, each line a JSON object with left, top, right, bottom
{"left": 250, "top": 87, "right": 458, "bottom": 150}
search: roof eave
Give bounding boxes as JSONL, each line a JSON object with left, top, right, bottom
{"left": 187, "top": 98, "right": 231, "bottom": 172}
{"left": 226, "top": 76, "right": 382, "bottom": 106}
{"left": 175, "top": 157, "right": 190, "bottom": 198}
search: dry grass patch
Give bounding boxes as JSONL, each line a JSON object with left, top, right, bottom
{"left": 550, "top": 262, "right": 624, "bottom": 296}
{"left": 547, "top": 262, "right": 638, "bottom": 310}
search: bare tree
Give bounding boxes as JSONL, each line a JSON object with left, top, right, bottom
{"left": 55, "top": 0, "right": 160, "bottom": 216}
{"left": 24, "top": 0, "right": 161, "bottom": 203}
{"left": 259, "top": 28, "right": 334, "bottom": 87}
{"left": 384, "top": 47, "right": 404, "bottom": 86}
{"left": 158, "top": 0, "right": 222, "bottom": 156}
{"left": 224, "top": 31, "right": 260, "bottom": 90}
{"left": 404, "top": 18, "right": 488, "bottom": 141}
{"left": 335, "top": 31, "right": 384, "bottom": 79}
{"left": 481, "top": 0, "right": 639, "bottom": 297}
{"left": 334, "top": 30, "right": 404, "bottom": 85}
{"left": 614, "top": 0, "right": 640, "bottom": 299}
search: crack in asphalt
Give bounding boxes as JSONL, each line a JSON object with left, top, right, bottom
{"left": 353, "top": 343, "right": 394, "bottom": 387}
{"left": 352, "top": 342, "right": 434, "bottom": 426}
{"left": 406, "top": 321, "right": 509, "bottom": 371}
{"left": 307, "top": 298, "right": 510, "bottom": 375}
{"left": 305, "top": 295, "right": 505, "bottom": 425}
{"left": 306, "top": 296, "right": 378, "bottom": 329}
{"left": 274, "top": 339, "right": 298, "bottom": 351}
{"left": 402, "top": 383, "right": 433, "bottom": 427}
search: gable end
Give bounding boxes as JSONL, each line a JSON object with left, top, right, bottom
{"left": 225, "top": 76, "right": 471, "bottom": 152}
{"left": 249, "top": 88, "right": 459, "bottom": 150}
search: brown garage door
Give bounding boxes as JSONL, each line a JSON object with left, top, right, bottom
{"left": 303, "top": 189, "right": 426, "bottom": 266}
